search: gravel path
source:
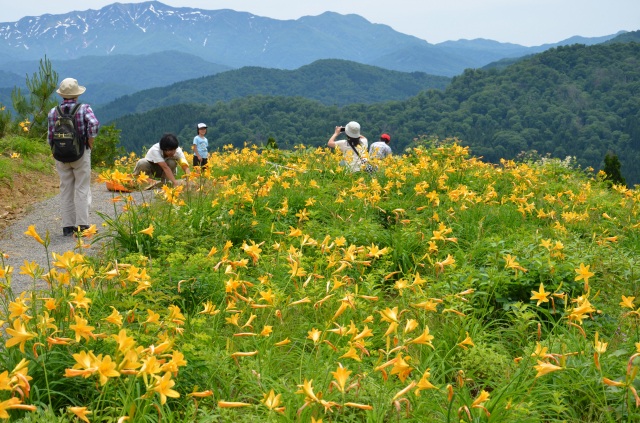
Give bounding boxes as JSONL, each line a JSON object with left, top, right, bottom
{"left": 0, "top": 182, "right": 148, "bottom": 295}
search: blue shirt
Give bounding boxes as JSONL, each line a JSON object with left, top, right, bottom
{"left": 193, "top": 135, "right": 208, "bottom": 158}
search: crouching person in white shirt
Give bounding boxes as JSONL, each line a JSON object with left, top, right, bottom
{"left": 133, "top": 133, "right": 190, "bottom": 185}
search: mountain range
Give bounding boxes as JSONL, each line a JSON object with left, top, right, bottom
{"left": 0, "top": 2, "right": 624, "bottom": 89}
{"left": 94, "top": 59, "right": 450, "bottom": 122}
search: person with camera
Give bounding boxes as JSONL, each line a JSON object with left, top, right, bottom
{"left": 328, "top": 121, "right": 368, "bottom": 172}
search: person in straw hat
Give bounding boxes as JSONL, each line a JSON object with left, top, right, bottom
{"left": 47, "top": 77, "right": 100, "bottom": 237}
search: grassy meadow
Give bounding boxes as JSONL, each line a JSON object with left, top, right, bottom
{"left": 1, "top": 136, "right": 640, "bottom": 422}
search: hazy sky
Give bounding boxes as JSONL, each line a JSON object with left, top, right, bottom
{"left": 3, "top": 0, "right": 638, "bottom": 46}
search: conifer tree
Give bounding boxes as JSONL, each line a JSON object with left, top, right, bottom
{"left": 602, "top": 153, "right": 626, "bottom": 186}
{"left": 11, "top": 56, "right": 58, "bottom": 138}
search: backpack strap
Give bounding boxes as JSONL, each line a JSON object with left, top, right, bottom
{"left": 348, "top": 142, "right": 366, "bottom": 163}
{"left": 56, "top": 102, "right": 82, "bottom": 116}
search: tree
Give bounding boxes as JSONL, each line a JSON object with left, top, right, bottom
{"left": 266, "top": 137, "right": 279, "bottom": 149}
{"left": 602, "top": 153, "right": 626, "bottom": 186}
{"left": 11, "top": 56, "right": 58, "bottom": 139}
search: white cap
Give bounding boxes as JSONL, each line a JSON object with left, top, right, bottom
{"left": 197, "top": 123, "right": 207, "bottom": 129}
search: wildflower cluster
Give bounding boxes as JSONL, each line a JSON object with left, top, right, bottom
{"left": 1, "top": 140, "right": 639, "bottom": 421}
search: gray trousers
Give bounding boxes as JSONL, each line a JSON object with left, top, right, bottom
{"left": 56, "top": 149, "right": 92, "bottom": 228}
{"left": 133, "top": 158, "right": 177, "bottom": 182}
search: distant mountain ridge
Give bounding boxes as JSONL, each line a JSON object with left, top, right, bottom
{"left": 0, "top": 51, "right": 230, "bottom": 106}
{"left": 95, "top": 59, "right": 450, "bottom": 122}
{"left": 0, "top": 1, "right": 625, "bottom": 77}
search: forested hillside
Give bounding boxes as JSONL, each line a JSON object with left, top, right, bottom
{"left": 113, "top": 42, "right": 640, "bottom": 185}
{"left": 97, "top": 59, "right": 450, "bottom": 121}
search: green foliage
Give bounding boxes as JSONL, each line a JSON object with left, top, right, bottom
{"left": 91, "top": 124, "right": 125, "bottom": 169}
{"left": 457, "top": 341, "right": 515, "bottom": 389}
{"left": 0, "top": 135, "right": 53, "bottom": 183}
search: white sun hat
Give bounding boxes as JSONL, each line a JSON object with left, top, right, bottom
{"left": 345, "top": 121, "right": 360, "bottom": 138}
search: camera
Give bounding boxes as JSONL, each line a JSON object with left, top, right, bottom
{"left": 339, "top": 127, "right": 346, "bottom": 133}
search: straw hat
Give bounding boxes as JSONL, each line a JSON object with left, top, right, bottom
{"left": 56, "top": 78, "right": 86, "bottom": 98}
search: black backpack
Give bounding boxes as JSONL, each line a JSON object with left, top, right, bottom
{"left": 52, "top": 103, "right": 85, "bottom": 163}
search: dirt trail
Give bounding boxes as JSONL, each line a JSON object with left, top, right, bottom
{"left": 0, "top": 180, "right": 148, "bottom": 295}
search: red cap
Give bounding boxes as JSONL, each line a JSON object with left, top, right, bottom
{"left": 380, "top": 133, "right": 390, "bottom": 142}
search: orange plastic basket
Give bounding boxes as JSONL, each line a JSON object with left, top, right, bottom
{"left": 105, "top": 181, "right": 132, "bottom": 193}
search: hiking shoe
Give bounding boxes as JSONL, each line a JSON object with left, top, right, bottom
{"left": 63, "top": 226, "right": 75, "bottom": 236}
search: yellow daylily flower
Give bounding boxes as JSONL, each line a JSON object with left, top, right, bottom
{"left": 296, "top": 378, "right": 319, "bottom": 402}
{"left": 104, "top": 307, "right": 123, "bottom": 327}
{"left": 389, "top": 353, "right": 413, "bottom": 382}
{"left": 112, "top": 329, "right": 136, "bottom": 354}
{"left": 0, "top": 397, "right": 36, "bottom": 418}
{"left": 69, "top": 315, "right": 96, "bottom": 343}
{"left": 457, "top": 332, "right": 475, "bottom": 349}
{"left": 331, "top": 363, "right": 352, "bottom": 393}
{"left": 620, "top": 295, "right": 635, "bottom": 309}
{"left": 199, "top": 301, "right": 220, "bottom": 315}
{"left": 24, "top": 225, "right": 45, "bottom": 245}
{"left": 95, "top": 354, "right": 120, "bottom": 385}
{"left": 414, "top": 368, "right": 437, "bottom": 395}
{"left": 574, "top": 263, "right": 595, "bottom": 290}
{"left": 340, "top": 346, "right": 362, "bottom": 362}
{"left": 139, "top": 224, "right": 154, "bottom": 237}
{"left": 5, "top": 319, "right": 37, "bottom": 353}
{"left": 68, "top": 406, "right": 92, "bottom": 423}
{"left": 261, "top": 389, "right": 285, "bottom": 413}
{"left": 152, "top": 372, "right": 180, "bottom": 404}
{"left": 307, "top": 328, "right": 322, "bottom": 344}
{"left": 407, "top": 326, "right": 435, "bottom": 348}
{"left": 530, "top": 282, "right": 550, "bottom": 306}
{"left": 534, "top": 360, "right": 563, "bottom": 378}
